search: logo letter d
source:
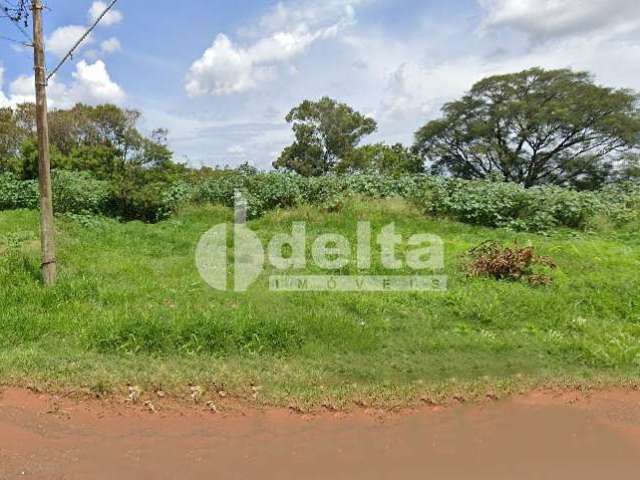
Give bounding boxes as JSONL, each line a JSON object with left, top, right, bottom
{"left": 196, "top": 223, "right": 264, "bottom": 292}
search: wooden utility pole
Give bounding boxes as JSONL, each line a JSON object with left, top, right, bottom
{"left": 31, "top": 0, "right": 57, "bottom": 285}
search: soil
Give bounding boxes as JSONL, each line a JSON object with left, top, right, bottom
{"left": 1, "top": 388, "right": 640, "bottom": 479}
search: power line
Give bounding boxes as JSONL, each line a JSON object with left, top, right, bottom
{"left": 46, "top": 0, "right": 120, "bottom": 82}
{"left": 0, "top": 0, "right": 33, "bottom": 44}
{"left": 0, "top": 32, "right": 29, "bottom": 46}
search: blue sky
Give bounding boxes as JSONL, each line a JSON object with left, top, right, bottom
{"left": 2, "top": 0, "right": 640, "bottom": 168}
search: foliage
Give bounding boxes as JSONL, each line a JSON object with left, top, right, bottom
{"left": 1, "top": 104, "right": 175, "bottom": 180}
{"left": 595, "top": 181, "right": 640, "bottom": 226}
{"left": 414, "top": 177, "right": 606, "bottom": 232}
{"left": 1, "top": 90, "right": 638, "bottom": 230}
{"left": 414, "top": 68, "right": 640, "bottom": 189}
{"left": 0, "top": 170, "right": 187, "bottom": 221}
{"left": 614, "top": 153, "right": 640, "bottom": 183}
{"left": 1, "top": 1, "right": 30, "bottom": 25}
{"left": 0, "top": 172, "right": 38, "bottom": 210}
{"left": 337, "top": 143, "right": 424, "bottom": 175}
{"left": 3, "top": 159, "right": 638, "bottom": 233}
{"left": 0, "top": 103, "right": 187, "bottom": 221}
{"left": 273, "top": 97, "right": 378, "bottom": 176}
{"left": 192, "top": 170, "right": 639, "bottom": 232}
{"left": 52, "top": 170, "right": 111, "bottom": 215}
{"left": 192, "top": 171, "right": 428, "bottom": 218}
{"left": 108, "top": 173, "right": 193, "bottom": 222}
{"left": 465, "top": 241, "right": 556, "bottom": 286}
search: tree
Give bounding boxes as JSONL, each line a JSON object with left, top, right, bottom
{"left": 274, "top": 97, "right": 377, "bottom": 176}
{"left": 0, "top": 103, "right": 176, "bottom": 180}
{"left": 414, "top": 68, "right": 640, "bottom": 189}
{"left": 337, "top": 143, "right": 424, "bottom": 176}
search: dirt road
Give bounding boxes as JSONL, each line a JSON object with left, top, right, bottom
{"left": 1, "top": 388, "right": 640, "bottom": 479}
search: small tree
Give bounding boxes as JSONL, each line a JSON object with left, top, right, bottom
{"left": 414, "top": 68, "right": 640, "bottom": 189}
{"left": 274, "top": 97, "right": 377, "bottom": 176}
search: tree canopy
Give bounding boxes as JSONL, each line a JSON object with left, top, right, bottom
{"left": 273, "top": 97, "right": 377, "bottom": 176}
{"left": 337, "top": 143, "right": 424, "bottom": 176}
{"left": 414, "top": 68, "right": 640, "bottom": 189}
{"left": 0, "top": 103, "right": 176, "bottom": 181}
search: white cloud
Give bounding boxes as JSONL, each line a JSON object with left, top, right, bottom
{"left": 227, "top": 145, "right": 246, "bottom": 155}
{"left": 69, "top": 60, "right": 125, "bottom": 104}
{"left": 378, "top": 31, "right": 640, "bottom": 127}
{"left": 0, "top": 61, "right": 125, "bottom": 108}
{"left": 185, "top": 0, "right": 360, "bottom": 96}
{"left": 185, "top": 34, "right": 262, "bottom": 96}
{"left": 47, "top": 2, "right": 123, "bottom": 59}
{"left": 0, "top": 68, "right": 9, "bottom": 107}
{"left": 1, "top": 74, "right": 69, "bottom": 108}
{"left": 256, "top": 0, "right": 364, "bottom": 33}
{"left": 101, "top": 37, "right": 121, "bottom": 54}
{"left": 89, "top": 1, "right": 124, "bottom": 26}
{"left": 47, "top": 25, "right": 93, "bottom": 58}
{"left": 479, "top": 0, "right": 640, "bottom": 40}
{"left": 7, "top": 75, "right": 36, "bottom": 105}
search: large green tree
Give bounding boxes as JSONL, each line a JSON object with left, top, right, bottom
{"left": 414, "top": 68, "right": 640, "bottom": 189}
{"left": 274, "top": 97, "right": 377, "bottom": 176}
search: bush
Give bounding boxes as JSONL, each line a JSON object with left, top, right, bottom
{"left": 2, "top": 163, "right": 638, "bottom": 232}
{"left": 109, "top": 180, "right": 193, "bottom": 222}
{"left": 156, "top": 182, "right": 193, "bottom": 220}
{"left": 193, "top": 172, "right": 306, "bottom": 218}
{"left": 0, "top": 173, "right": 38, "bottom": 210}
{"left": 1, "top": 169, "right": 192, "bottom": 222}
{"left": 415, "top": 179, "right": 606, "bottom": 232}
{"left": 52, "top": 170, "right": 111, "bottom": 215}
{"left": 193, "top": 172, "right": 431, "bottom": 218}
{"left": 191, "top": 171, "right": 636, "bottom": 232}
{"left": 596, "top": 182, "right": 640, "bottom": 225}
{"left": 1, "top": 171, "right": 111, "bottom": 215}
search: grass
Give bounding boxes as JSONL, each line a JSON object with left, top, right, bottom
{"left": 1, "top": 198, "right": 640, "bottom": 409}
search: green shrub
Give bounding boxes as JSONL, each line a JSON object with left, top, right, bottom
{"left": 193, "top": 172, "right": 429, "bottom": 218}
{"left": 156, "top": 181, "right": 193, "bottom": 220}
{"left": 192, "top": 170, "right": 246, "bottom": 207}
{"left": 2, "top": 163, "right": 638, "bottom": 231}
{"left": 52, "top": 170, "right": 111, "bottom": 215}
{"left": 192, "top": 171, "right": 629, "bottom": 232}
{"left": 2, "top": 171, "right": 111, "bottom": 216}
{"left": 596, "top": 182, "right": 640, "bottom": 225}
{"left": 416, "top": 179, "right": 606, "bottom": 232}
{"left": 108, "top": 179, "right": 193, "bottom": 222}
{"left": 193, "top": 172, "right": 305, "bottom": 218}
{"left": 0, "top": 173, "right": 38, "bottom": 210}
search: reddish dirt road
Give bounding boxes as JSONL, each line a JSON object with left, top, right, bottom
{"left": 1, "top": 388, "right": 640, "bottom": 479}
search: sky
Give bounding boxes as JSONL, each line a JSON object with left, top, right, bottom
{"left": 1, "top": 0, "right": 640, "bottom": 169}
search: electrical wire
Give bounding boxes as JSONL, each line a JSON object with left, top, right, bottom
{"left": 47, "top": 0, "right": 120, "bottom": 81}
{"left": 0, "top": 0, "right": 32, "bottom": 43}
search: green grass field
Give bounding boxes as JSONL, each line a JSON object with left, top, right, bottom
{"left": 1, "top": 198, "right": 639, "bottom": 408}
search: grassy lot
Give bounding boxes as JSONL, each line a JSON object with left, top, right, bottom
{"left": 1, "top": 198, "right": 639, "bottom": 408}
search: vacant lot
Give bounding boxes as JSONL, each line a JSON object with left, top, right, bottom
{"left": 1, "top": 198, "right": 639, "bottom": 408}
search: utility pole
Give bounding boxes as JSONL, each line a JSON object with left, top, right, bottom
{"left": 31, "top": 0, "right": 57, "bottom": 286}
{"left": 1, "top": 0, "right": 119, "bottom": 285}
